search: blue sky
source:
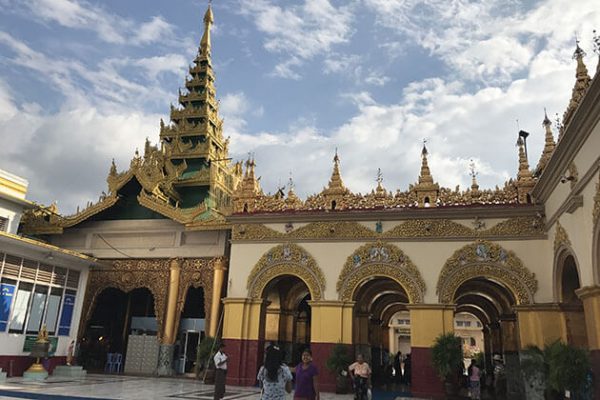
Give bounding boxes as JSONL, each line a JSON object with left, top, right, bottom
{"left": 0, "top": 0, "right": 599, "bottom": 213}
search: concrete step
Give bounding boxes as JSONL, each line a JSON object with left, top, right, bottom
{"left": 0, "top": 368, "right": 6, "bottom": 382}
{"left": 52, "top": 365, "right": 87, "bottom": 378}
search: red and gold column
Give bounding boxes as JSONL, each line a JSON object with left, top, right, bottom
{"left": 221, "top": 298, "right": 267, "bottom": 386}
{"left": 308, "top": 301, "right": 354, "bottom": 392}
{"left": 158, "top": 258, "right": 182, "bottom": 375}
{"left": 408, "top": 304, "right": 455, "bottom": 400}
{"left": 577, "top": 285, "right": 600, "bottom": 399}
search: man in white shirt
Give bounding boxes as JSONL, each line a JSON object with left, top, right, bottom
{"left": 213, "top": 342, "right": 227, "bottom": 400}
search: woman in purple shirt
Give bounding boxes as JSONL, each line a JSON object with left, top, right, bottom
{"left": 294, "top": 349, "right": 319, "bottom": 400}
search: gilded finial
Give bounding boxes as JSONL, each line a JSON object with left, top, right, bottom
{"left": 543, "top": 108, "right": 551, "bottom": 126}
{"left": 110, "top": 159, "right": 117, "bottom": 176}
{"left": 593, "top": 29, "right": 600, "bottom": 74}
{"left": 199, "top": 2, "right": 214, "bottom": 59}
{"left": 562, "top": 38, "right": 592, "bottom": 130}
{"left": 535, "top": 108, "right": 556, "bottom": 176}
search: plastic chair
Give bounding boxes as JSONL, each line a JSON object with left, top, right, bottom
{"left": 104, "top": 353, "right": 114, "bottom": 373}
{"left": 113, "top": 353, "right": 122, "bottom": 373}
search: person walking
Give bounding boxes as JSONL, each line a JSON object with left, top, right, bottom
{"left": 403, "top": 354, "right": 411, "bottom": 386}
{"left": 349, "top": 354, "right": 371, "bottom": 400}
{"left": 468, "top": 359, "right": 481, "bottom": 399}
{"left": 492, "top": 354, "right": 506, "bottom": 400}
{"left": 294, "top": 349, "right": 319, "bottom": 400}
{"left": 257, "top": 346, "right": 293, "bottom": 400}
{"left": 213, "top": 342, "right": 228, "bottom": 400}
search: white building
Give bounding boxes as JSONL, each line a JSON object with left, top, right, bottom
{"left": 0, "top": 169, "right": 95, "bottom": 376}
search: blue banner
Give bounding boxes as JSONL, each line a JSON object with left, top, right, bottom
{"left": 58, "top": 293, "right": 76, "bottom": 336}
{"left": 0, "top": 283, "right": 16, "bottom": 331}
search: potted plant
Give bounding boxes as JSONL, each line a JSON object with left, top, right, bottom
{"left": 431, "top": 333, "right": 464, "bottom": 398}
{"left": 521, "top": 340, "right": 591, "bottom": 400}
{"left": 195, "top": 336, "right": 216, "bottom": 383}
{"left": 326, "top": 343, "right": 353, "bottom": 394}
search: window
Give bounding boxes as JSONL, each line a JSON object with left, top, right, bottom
{"left": 26, "top": 285, "right": 48, "bottom": 334}
{"left": 456, "top": 321, "right": 464, "bottom": 327}
{"left": 470, "top": 337, "right": 476, "bottom": 346}
{"left": 44, "top": 288, "right": 62, "bottom": 335}
{"left": 476, "top": 321, "right": 482, "bottom": 328}
{"left": 464, "top": 321, "right": 472, "bottom": 327}
{"left": 9, "top": 282, "right": 33, "bottom": 333}
{"left": 0, "top": 216, "right": 7, "bottom": 232}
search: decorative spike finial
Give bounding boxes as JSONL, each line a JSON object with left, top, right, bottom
{"left": 469, "top": 159, "right": 480, "bottom": 198}
{"left": 543, "top": 108, "right": 551, "bottom": 126}
{"left": 593, "top": 29, "right": 600, "bottom": 74}
{"left": 535, "top": 109, "right": 557, "bottom": 176}
{"left": 561, "top": 40, "right": 592, "bottom": 133}
{"left": 418, "top": 140, "right": 433, "bottom": 185}
{"left": 200, "top": 3, "right": 214, "bottom": 59}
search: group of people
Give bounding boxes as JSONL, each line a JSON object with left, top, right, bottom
{"left": 213, "top": 343, "right": 376, "bottom": 400}
{"left": 466, "top": 354, "right": 506, "bottom": 400}
{"left": 391, "top": 351, "right": 412, "bottom": 386}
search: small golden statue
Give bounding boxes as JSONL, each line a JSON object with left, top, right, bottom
{"left": 37, "top": 325, "right": 49, "bottom": 344}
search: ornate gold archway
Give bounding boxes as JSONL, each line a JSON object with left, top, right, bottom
{"left": 436, "top": 240, "right": 537, "bottom": 305}
{"left": 553, "top": 221, "right": 583, "bottom": 302}
{"left": 79, "top": 259, "right": 169, "bottom": 340}
{"left": 246, "top": 243, "right": 326, "bottom": 300}
{"left": 336, "top": 241, "right": 426, "bottom": 303}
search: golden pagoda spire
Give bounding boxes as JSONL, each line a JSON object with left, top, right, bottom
{"left": 412, "top": 142, "right": 439, "bottom": 207}
{"left": 561, "top": 41, "right": 592, "bottom": 134}
{"left": 323, "top": 149, "right": 349, "bottom": 196}
{"left": 516, "top": 136, "right": 535, "bottom": 203}
{"left": 469, "top": 160, "right": 480, "bottom": 200}
{"left": 418, "top": 144, "right": 434, "bottom": 185}
{"left": 535, "top": 109, "right": 556, "bottom": 176}
{"left": 375, "top": 168, "right": 386, "bottom": 197}
{"left": 200, "top": 3, "right": 214, "bottom": 60}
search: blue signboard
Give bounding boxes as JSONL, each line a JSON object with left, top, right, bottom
{"left": 57, "top": 293, "right": 76, "bottom": 336}
{"left": 0, "top": 283, "right": 16, "bottom": 331}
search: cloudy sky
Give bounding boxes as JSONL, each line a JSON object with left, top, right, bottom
{"left": 1, "top": 0, "right": 599, "bottom": 213}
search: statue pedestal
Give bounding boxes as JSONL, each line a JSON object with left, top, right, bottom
{"left": 157, "top": 344, "right": 174, "bottom": 376}
{"left": 23, "top": 367, "right": 48, "bottom": 381}
{"left": 52, "top": 365, "right": 87, "bottom": 378}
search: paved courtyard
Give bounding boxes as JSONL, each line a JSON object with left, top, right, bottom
{"left": 0, "top": 374, "right": 425, "bottom": 400}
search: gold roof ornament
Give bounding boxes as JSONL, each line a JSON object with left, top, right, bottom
{"left": 593, "top": 30, "right": 600, "bottom": 75}
{"left": 412, "top": 143, "right": 439, "bottom": 207}
{"left": 22, "top": 4, "right": 241, "bottom": 233}
{"left": 469, "top": 160, "right": 480, "bottom": 202}
{"left": 560, "top": 41, "right": 592, "bottom": 137}
{"left": 534, "top": 109, "right": 556, "bottom": 177}
{"left": 322, "top": 149, "right": 350, "bottom": 197}
{"left": 515, "top": 136, "right": 535, "bottom": 204}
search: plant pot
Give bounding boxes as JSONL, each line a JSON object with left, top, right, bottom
{"left": 335, "top": 374, "right": 349, "bottom": 394}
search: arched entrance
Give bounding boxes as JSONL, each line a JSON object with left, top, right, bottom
{"left": 437, "top": 241, "right": 538, "bottom": 400}
{"left": 555, "top": 250, "right": 588, "bottom": 347}
{"left": 175, "top": 286, "right": 205, "bottom": 374}
{"left": 80, "top": 287, "right": 156, "bottom": 371}
{"left": 262, "top": 275, "right": 311, "bottom": 365}
{"left": 352, "top": 276, "right": 410, "bottom": 389}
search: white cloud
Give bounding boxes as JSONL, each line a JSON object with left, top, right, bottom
{"left": 14, "top": 0, "right": 177, "bottom": 46}
{"left": 239, "top": 0, "right": 354, "bottom": 78}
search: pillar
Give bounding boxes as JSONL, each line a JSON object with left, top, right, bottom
{"left": 158, "top": 258, "right": 181, "bottom": 376}
{"left": 577, "top": 285, "right": 600, "bottom": 400}
{"left": 221, "top": 298, "right": 267, "bottom": 386}
{"left": 208, "top": 258, "right": 227, "bottom": 338}
{"left": 499, "top": 316, "right": 525, "bottom": 400}
{"left": 408, "top": 304, "right": 455, "bottom": 399}
{"left": 515, "top": 304, "right": 567, "bottom": 348}
{"left": 309, "top": 300, "right": 354, "bottom": 392}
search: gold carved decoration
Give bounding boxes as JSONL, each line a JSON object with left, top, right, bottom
{"left": 232, "top": 216, "right": 545, "bottom": 241}
{"left": 247, "top": 243, "right": 326, "bottom": 300}
{"left": 79, "top": 258, "right": 170, "bottom": 341}
{"left": 173, "top": 258, "right": 215, "bottom": 334}
{"left": 436, "top": 241, "right": 537, "bottom": 305}
{"left": 382, "top": 219, "right": 472, "bottom": 238}
{"left": 337, "top": 241, "right": 426, "bottom": 303}
{"left": 553, "top": 221, "right": 572, "bottom": 253}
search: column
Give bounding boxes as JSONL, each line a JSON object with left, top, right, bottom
{"left": 158, "top": 258, "right": 182, "bottom": 376}
{"left": 208, "top": 258, "right": 227, "bottom": 338}
{"left": 408, "top": 304, "right": 455, "bottom": 400}
{"left": 221, "top": 298, "right": 267, "bottom": 386}
{"left": 309, "top": 300, "right": 354, "bottom": 392}
{"left": 577, "top": 285, "right": 600, "bottom": 400}
{"left": 499, "top": 316, "right": 525, "bottom": 400}
{"left": 515, "top": 304, "right": 567, "bottom": 348}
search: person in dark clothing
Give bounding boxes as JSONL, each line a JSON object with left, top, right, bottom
{"left": 403, "top": 354, "right": 411, "bottom": 385}
{"left": 393, "top": 351, "right": 402, "bottom": 384}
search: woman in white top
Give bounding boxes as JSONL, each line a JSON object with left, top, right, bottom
{"left": 257, "top": 346, "right": 293, "bottom": 400}
{"left": 348, "top": 354, "right": 371, "bottom": 400}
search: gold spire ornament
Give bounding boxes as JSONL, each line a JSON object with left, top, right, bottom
{"left": 515, "top": 137, "right": 535, "bottom": 203}
{"left": 561, "top": 41, "right": 592, "bottom": 136}
{"left": 412, "top": 143, "right": 439, "bottom": 207}
{"left": 534, "top": 109, "right": 556, "bottom": 176}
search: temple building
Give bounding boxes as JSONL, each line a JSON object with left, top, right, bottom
{"left": 14, "top": 5, "right": 600, "bottom": 400}
{"left": 0, "top": 169, "right": 95, "bottom": 376}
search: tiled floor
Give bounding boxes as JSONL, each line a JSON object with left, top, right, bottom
{"left": 0, "top": 374, "right": 426, "bottom": 400}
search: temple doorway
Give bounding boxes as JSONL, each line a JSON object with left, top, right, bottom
{"left": 557, "top": 253, "right": 588, "bottom": 347}
{"left": 175, "top": 286, "right": 206, "bottom": 374}
{"left": 262, "top": 275, "right": 311, "bottom": 365}
{"left": 452, "top": 277, "right": 521, "bottom": 398}
{"left": 80, "top": 287, "right": 156, "bottom": 371}
{"left": 353, "top": 277, "right": 409, "bottom": 393}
